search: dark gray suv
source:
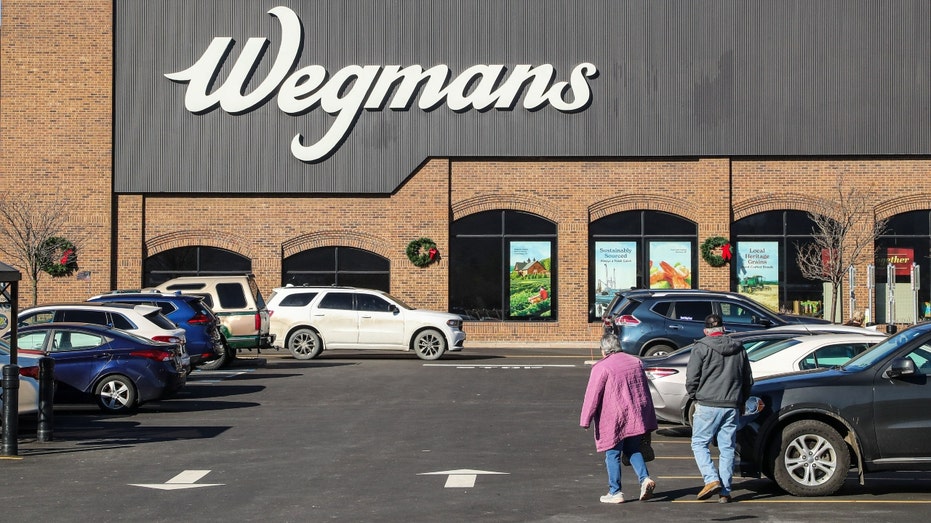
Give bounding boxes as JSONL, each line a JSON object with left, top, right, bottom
{"left": 601, "top": 289, "right": 830, "bottom": 357}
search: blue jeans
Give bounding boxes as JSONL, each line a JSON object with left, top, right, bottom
{"left": 690, "top": 404, "right": 738, "bottom": 496}
{"left": 604, "top": 435, "right": 651, "bottom": 495}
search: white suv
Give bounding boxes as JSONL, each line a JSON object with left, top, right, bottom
{"left": 267, "top": 286, "right": 466, "bottom": 360}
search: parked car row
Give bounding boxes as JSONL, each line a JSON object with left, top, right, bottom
{"left": 643, "top": 329, "right": 886, "bottom": 426}
{"left": 2, "top": 323, "right": 187, "bottom": 413}
{"left": 0, "top": 276, "right": 469, "bottom": 413}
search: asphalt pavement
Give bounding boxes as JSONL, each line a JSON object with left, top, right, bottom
{"left": 2, "top": 348, "right": 931, "bottom": 522}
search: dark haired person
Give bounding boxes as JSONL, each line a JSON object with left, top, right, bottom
{"left": 686, "top": 314, "right": 752, "bottom": 503}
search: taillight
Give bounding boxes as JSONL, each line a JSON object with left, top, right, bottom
{"left": 644, "top": 367, "right": 678, "bottom": 380}
{"left": 615, "top": 314, "right": 640, "bottom": 327}
{"left": 255, "top": 313, "right": 261, "bottom": 331}
{"left": 152, "top": 335, "right": 182, "bottom": 344}
{"left": 189, "top": 312, "right": 211, "bottom": 324}
{"left": 131, "top": 349, "right": 173, "bottom": 362}
{"left": 19, "top": 366, "right": 40, "bottom": 380}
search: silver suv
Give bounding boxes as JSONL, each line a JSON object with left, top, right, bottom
{"left": 267, "top": 286, "right": 466, "bottom": 360}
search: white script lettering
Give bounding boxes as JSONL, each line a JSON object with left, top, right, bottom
{"left": 165, "top": 6, "right": 599, "bottom": 162}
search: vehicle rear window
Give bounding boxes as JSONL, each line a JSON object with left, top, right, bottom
{"left": 110, "top": 314, "right": 136, "bottom": 330}
{"left": 144, "top": 311, "right": 178, "bottom": 330}
{"left": 152, "top": 301, "right": 178, "bottom": 315}
{"left": 279, "top": 293, "right": 318, "bottom": 307}
{"left": 748, "top": 339, "right": 801, "bottom": 362}
{"left": 58, "top": 310, "right": 109, "bottom": 326}
{"left": 650, "top": 301, "right": 672, "bottom": 318}
{"left": 671, "top": 301, "right": 712, "bottom": 321}
{"left": 248, "top": 278, "right": 267, "bottom": 309}
{"left": 216, "top": 283, "right": 248, "bottom": 309}
{"left": 318, "top": 292, "right": 353, "bottom": 310}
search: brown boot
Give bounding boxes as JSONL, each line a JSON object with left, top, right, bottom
{"left": 696, "top": 481, "right": 721, "bottom": 500}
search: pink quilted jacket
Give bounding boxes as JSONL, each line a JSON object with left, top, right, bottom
{"left": 580, "top": 352, "right": 658, "bottom": 452}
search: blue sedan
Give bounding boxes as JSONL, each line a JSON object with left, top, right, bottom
{"left": 4, "top": 322, "right": 187, "bottom": 413}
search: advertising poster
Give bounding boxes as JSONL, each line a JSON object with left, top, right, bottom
{"left": 509, "top": 241, "right": 552, "bottom": 318}
{"left": 887, "top": 247, "right": 914, "bottom": 277}
{"left": 648, "top": 241, "right": 692, "bottom": 289}
{"left": 592, "top": 241, "right": 637, "bottom": 317}
{"left": 736, "top": 241, "right": 779, "bottom": 311}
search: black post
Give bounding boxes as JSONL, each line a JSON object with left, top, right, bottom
{"left": 1, "top": 364, "right": 20, "bottom": 456}
{"left": 37, "top": 357, "right": 54, "bottom": 442}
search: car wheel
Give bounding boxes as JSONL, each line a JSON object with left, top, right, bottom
{"left": 685, "top": 401, "right": 696, "bottom": 427}
{"left": 288, "top": 328, "right": 323, "bottom": 360}
{"left": 94, "top": 374, "right": 137, "bottom": 413}
{"left": 197, "top": 342, "right": 231, "bottom": 370}
{"left": 642, "top": 344, "right": 675, "bottom": 357}
{"left": 770, "top": 420, "right": 851, "bottom": 497}
{"left": 413, "top": 329, "right": 447, "bottom": 360}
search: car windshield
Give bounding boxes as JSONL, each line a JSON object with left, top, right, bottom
{"left": 747, "top": 339, "right": 801, "bottom": 362}
{"left": 842, "top": 328, "right": 929, "bottom": 371}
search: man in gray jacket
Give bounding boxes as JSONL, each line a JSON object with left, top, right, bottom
{"left": 686, "top": 314, "right": 753, "bottom": 503}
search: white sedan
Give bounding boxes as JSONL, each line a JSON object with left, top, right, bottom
{"left": 0, "top": 340, "right": 40, "bottom": 415}
{"left": 748, "top": 333, "right": 887, "bottom": 378}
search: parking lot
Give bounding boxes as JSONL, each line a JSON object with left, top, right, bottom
{"left": 3, "top": 348, "right": 931, "bottom": 522}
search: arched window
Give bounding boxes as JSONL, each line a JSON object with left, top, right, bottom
{"left": 450, "top": 210, "right": 556, "bottom": 321}
{"left": 282, "top": 247, "right": 389, "bottom": 291}
{"left": 732, "top": 210, "right": 821, "bottom": 316}
{"left": 144, "top": 246, "right": 250, "bottom": 287}
{"left": 589, "top": 211, "right": 697, "bottom": 321}
{"left": 875, "top": 210, "right": 931, "bottom": 322}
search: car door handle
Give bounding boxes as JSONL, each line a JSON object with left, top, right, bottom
{"left": 669, "top": 325, "right": 682, "bottom": 330}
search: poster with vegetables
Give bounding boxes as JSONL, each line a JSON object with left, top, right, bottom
{"left": 648, "top": 241, "right": 692, "bottom": 289}
{"left": 509, "top": 241, "right": 552, "bottom": 318}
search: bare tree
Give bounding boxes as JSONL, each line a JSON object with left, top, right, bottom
{"left": 0, "top": 197, "right": 82, "bottom": 306}
{"left": 796, "top": 179, "right": 887, "bottom": 322}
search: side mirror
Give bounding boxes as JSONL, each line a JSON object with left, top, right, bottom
{"left": 754, "top": 316, "right": 773, "bottom": 327}
{"left": 389, "top": 305, "right": 399, "bottom": 314}
{"left": 883, "top": 356, "right": 916, "bottom": 379}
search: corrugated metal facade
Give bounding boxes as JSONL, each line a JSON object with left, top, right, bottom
{"left": 113, "top": 0, "right": 931, "bottom": 194}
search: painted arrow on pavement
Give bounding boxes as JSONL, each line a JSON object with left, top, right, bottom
{"left": 419, "top": 469, "right": 509, "bottom": 488}
{"left": 130, "top": 470, "right": 224, "bottom": 490}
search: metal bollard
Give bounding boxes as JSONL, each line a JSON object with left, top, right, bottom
{"left": 37, "top": 357, "right": 54, "bottom": 442}
{"left": 1, "top": 364, "right": 20, "bottom": 456}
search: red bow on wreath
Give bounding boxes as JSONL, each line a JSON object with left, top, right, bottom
{"left": 60, "top": 248, "right": 75, "bottom": 265}
{"left": 721, "top": 243, "right": 732, "bottom": 261}
{"left": 428, "top": 247, "right": 438, "bottom": 261}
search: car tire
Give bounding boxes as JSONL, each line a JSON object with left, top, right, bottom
{"left": 685, "top": 401, "right": 696, "bottom": 427}
{"left": 288, "top": 328, "right": 323, "bottom": 360}
{"left": 770, "top": 419, "right": 851, "bottom": 497}
{"left": 413, "top": 329, "right": 447, "bottom": 360}
{"left": 642, "top": 344, "right": 675, "bottom": 357}
{"left": 94, "top": 374, "right": 137, "bottom": 414}
{"left": 198, "top": 342, "right": 232, "bottom": 370}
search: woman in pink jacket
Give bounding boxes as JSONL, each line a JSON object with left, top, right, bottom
{"left": 581, "top": 333, "right": 658, "bottom": 504}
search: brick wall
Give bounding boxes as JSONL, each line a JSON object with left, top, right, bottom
{"left": 4, "top": 1, "right": 931, "bottom": 343}
{"left": 0, "top": 0, "right": 113, "bottom": 305}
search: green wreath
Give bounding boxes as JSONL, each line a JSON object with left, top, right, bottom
{"left": 700, "top": 236, "right": 731, "bottom": 267}
{"left": 406, "top": 237, "right": 439, "bottom": 267}
{"left": 40, "top": 236, "right": 78, "bottom": 277}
